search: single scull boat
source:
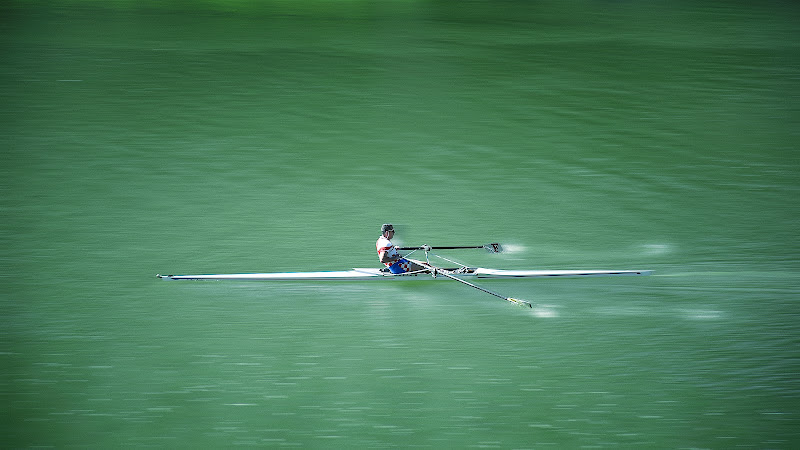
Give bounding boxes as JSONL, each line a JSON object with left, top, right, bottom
{"left": 157, "top": 243, "right": 651, "bottom": 308}
{"left": 156, "top": 267, "right": 651, "bottom": 281}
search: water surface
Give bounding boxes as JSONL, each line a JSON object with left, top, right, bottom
{"left": 2, "top": 1, "right": 799, "bottom": 447}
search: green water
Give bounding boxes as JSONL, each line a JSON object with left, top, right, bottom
{"left": 3, "top": 1, "right": 799, "bottom": 447}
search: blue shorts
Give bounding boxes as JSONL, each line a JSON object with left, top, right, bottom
{"left": 388, "top": 258, "right": 413, "bottom": 274}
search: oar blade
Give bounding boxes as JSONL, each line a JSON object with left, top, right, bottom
{"left": 484, "top": 243, "right": 503, "bottom": 253}
{"left": 507, "top": 297, "right": 532, "bottom": 308}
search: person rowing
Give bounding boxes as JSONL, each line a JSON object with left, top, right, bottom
{"left": 376, "top": 224, "right": 427, "bottom": 274}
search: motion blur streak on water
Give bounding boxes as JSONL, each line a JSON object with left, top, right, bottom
{"left": 2, "top": 0, "right": 798, "bottom": 448}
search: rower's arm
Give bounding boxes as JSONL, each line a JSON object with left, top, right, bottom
{"left": 379, "top": 250, "right": 401, "bottom": 264}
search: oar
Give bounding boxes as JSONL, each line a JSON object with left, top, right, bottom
{"left": 397, "top": 243, "right": 503, "bottom": 253}
{"left": 423, "top": 263, "right": 532, "bottom": 308}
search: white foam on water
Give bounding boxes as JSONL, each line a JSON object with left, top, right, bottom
{"left": 532, "top": 305, "right": 559, "bottom": 318}
{"left": 642, "top": 243, "right": 672, "bottom": 255}
{"left": 500, "top": 244, "right": 527, "bottom": 254}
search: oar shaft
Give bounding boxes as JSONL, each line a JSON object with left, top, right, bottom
{"left": 398, "top": 245, "right": 483, "bottom": 250}
{"left": 436, "top": 270, "right": 505, "bottom": 299}
{"left": 397, "top": 243, "right": 502, "bottom": 253}
{"left": 428, "top": 266, "right": 532, "bottom": 308}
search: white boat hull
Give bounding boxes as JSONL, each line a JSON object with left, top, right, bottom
{"left": 157, "top": 268, "right": 652, "bottom": 281}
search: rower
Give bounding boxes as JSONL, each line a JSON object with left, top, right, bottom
{"left": 376, "top": 224, "right": 426, "bottom": 274}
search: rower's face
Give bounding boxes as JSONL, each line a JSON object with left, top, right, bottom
{"left": 386, "top": 230, "right": 395, "bottom": 239}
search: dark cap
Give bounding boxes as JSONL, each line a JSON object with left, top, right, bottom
{"left": 381, "top": 224, "right": 394, "bottom": 233}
